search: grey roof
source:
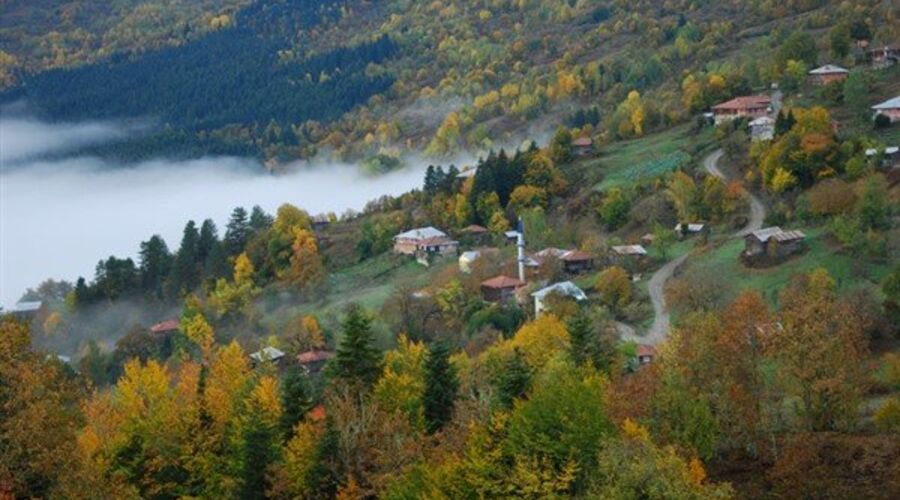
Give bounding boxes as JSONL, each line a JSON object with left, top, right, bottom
{"left": 750, "top": 227, "right": 805, "bottom": 242}
{"left": 674, "top": 223, "right": 705, "bottom": 233}
{"left": 872, "top": 96, "right": 900, "bottom": 110}
{"left": 809, "top": 64, "right": 849, "bottom": 75}
{"left": 532, "top": 281, "right": 588, "bottom": 301}
{"left": 505, "top": 230, "right": 521, "bottom": 238}
{"left": 250, "top": 346, "right": 286, "bottom": 362}
{"left": 612, "top": 245, "right": 648, "bottom": 256}
{"left": 394, "top": 226, "right": 447, "bottom": 241}
{"left": 11, "top": 301, "right": 42, "bottom": 313}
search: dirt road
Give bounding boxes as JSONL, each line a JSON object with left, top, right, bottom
{"left": 630, "top": 149, "right": 766, "bottom": 346}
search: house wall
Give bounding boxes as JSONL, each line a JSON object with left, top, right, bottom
{"left": 394, "top": 239, "right": 419, "bottom": 255}
{"left": 811, "top": 73, "right": 847, "bottom": 86}
{"left": 876, "top": 109, "right": 900, "bottom": 123}
{"left": 713, "top": 107, "right": 768, "bottom": 126}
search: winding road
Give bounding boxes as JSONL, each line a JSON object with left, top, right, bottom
{"left": 622, "top": 149, "right": 766, "bottom": 346}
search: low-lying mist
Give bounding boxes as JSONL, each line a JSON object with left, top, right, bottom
{"left": 0, "top": 116, "right": 432, "bottom": 308}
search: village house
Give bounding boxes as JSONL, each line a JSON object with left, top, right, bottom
{"left": 641, "top": 233, "right": 655, "bottom": 246}
{"left": 311, "top": 214, "right": 331, "bottom": 232}
{"left": 460, "top": 224, "right": 489, "bottom": 244}
{"left": 296, "top": 349, "right": 333, "bottom": 374}
{"left": 636, "top": 344, "right": 657, "bottom": 365}
{"left": 560, "top": 250, "right": 593, "bottom": 274}
{"left": 711, "top": 95, "right": 772, "bottom": 126}
{"left": 393, "top": 227, "right": 458, "bottom": 263}
{"left": 7, "top": 301, "right": 44, "bottom": 319}
{"left": 872, "top": 96, "right": 900, "bottom": 123}
{"left": 456, "top": 166, "right": 477, "bottom": 179}
{"left": 743, "top": 227, "right": 806, "bottom": 260}
{"left": 572, "top": 136, "right": 594, "bottom": 156}
{"left": 150, "top": 319, "right": 180, "bottom": 335}
{"left": 866, "top": 146, "right": 900, "bottom": 168}
{"left": 481, "top": 275, "right": 527, "bottom": 304}
{"left": 250, "top": 346, "right": 286, "bottom": 364}
{"left": 532, "top": 281, "right": 587, "bottom": 316}
{"left": 869, "top": 45, "right": 899, "bottom": 69}
{"left": 807, "top": 64, "right": 849, "bottom": 86}
{"left": 749, "top": 116, "right": 775, "bottom": 141}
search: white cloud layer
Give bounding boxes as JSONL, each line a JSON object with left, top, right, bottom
{"left": 0, "top": 117, "right": 430, "bottom": 308}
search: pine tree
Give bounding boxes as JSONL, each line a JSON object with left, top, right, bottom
{"left": 567, "top": 309, "right": 592, "bottom": 366}
{"left": 224, "top": 207, "right": 250, "bottom": 256}
{"left": 166, "top": 220, "right": 201, "bottom": 299}
{"left": 139, "top": 235, "right": 172, "bottom": 300}
{"left": 423, "top": 341, "right": 459, "bottom": 434}
{"left": 496, "top": 347, "right": 532, "bottom": 408}
{"left": 249, "top": 205, "right": 273, "bottom": 233}
{"left": 280, "top": 366, "right": 311, "bottom": 437}
{"left": 197, "top": 219, "right": 219, "bottom": 264}
{"left": 331, "top": 304, "right": 382, "bottom": 389}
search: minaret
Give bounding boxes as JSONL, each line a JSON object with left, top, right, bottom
{"left": 517, "top": 217, "right": 526, "bottom": 282}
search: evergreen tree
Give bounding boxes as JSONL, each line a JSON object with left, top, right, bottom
{"left": 224, "top": 206, "right": 250, "bottom": 256}
{"left": 496, "top": 347, "right": 532, "bottom": 408}
{"left": 166, "top": 220, "right": 201, "bottom": 299}
{"left": 73, "top": 276, "right": 93, "bottom": 308}
{"left": 197, "top": 219, "right": 219, "bottom": 264}
{"left": 567, "top": 309, "right": 593, "bottom": 367}
{"left": 423, "top": 341, "right": 459, "bottom": 434}
{"left": 280, "top": 366, "right": 311, "bottom": 437}
{"left": 139, "top": 235, "right": 172, "bottom": 300}
{"left": 423, "top": 165, "right": 438, "bottom": 195}
{"left": 331, "top": 304, "right": 382, "bottom": 389}
{"left": 239, "top": 408, "right": 280, "bottom": 500}
{"left": 203, "top": 241, "right": 230, "bottom": 282}
{"left": 249, "top": 205, "right": 273, "bottom": 233}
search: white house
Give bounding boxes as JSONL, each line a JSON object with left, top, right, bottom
{"left": 531, "top": 281, "right": 587, "bottom": 316}
{"left": 872, "top": 96, "right": 900, "bottom": 123}
{"left": 749, "top": 116, "right": 775, "bottom": 141}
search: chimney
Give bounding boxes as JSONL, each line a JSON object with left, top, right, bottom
{"left": 517, "top": 217, "right": 525, "bottom": 282}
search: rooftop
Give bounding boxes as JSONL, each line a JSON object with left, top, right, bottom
{"left": 711, "top": 95, "right": 771, "bottom": 111}
{"left": 394, "top": 226, "right": 447, "bottom": 241}
{"left": 250, "top": 346, "right": 286, "bottom": 363}
{"left": 532, "top": 281, "right": 587, "bottom": 301}
{"left": 637, "top": 344, "right": 657, "bottom": 358}
{"left": 462, "top": 224, "right": 488, "bottom": 234}
{"left": 297, "top": 349, "right": 334, "bottom": 364}
{"left": 150, "top": 319, "right": 180, "bottom": 334}
{"left": 872, "top": 96, "right": 900, "bottom": 110}
{"left": 612, "top": 245, "right": 648, "bottom": 256}
{"left": 561, "top": 250, "right": 592, "bottom": 262}
{"left": 11, "top": 301, "right": 42, "bottom": 313}
{"left": 482, "top": 275, "right": 527, "bottom": 289}
{"left": 808, "top": 64, "right": 849, "bottom": 75}
{"left": 750, "top": 227, "right": 806, "bottom": 242}
{"left": 572, "top": 136, "right": 593, "bottom": 146}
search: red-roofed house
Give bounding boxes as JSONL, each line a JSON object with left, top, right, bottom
{"left": 636, "top": 344, "right": 656, "bottom": 365}
{"left": 711, "top": 96, "right": 772, "bottom": 126}
{"left": 572, "top": 136, "right": 593, "bottom": 156}
{"left": 308, "top": 405, "right": 327, "bottom": 422}
{"left": 150, "top": 319, "right": 179, "bottom": 335}
{"left": 297, "top": 349, "right": 334, "bottom": 374}
{"left": 481, "top": 275, "right": 526, "bottom": 303}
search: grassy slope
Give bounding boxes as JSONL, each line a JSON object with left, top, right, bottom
{"left": 586, "top": 124, "right": 716, "bottom": 192}
{"left": 678, "top": 227, "right": 891, "bottom": 307}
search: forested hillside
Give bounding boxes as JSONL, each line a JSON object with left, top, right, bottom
{"left": 3, "top": 0, "right": 899, "bottom": 163}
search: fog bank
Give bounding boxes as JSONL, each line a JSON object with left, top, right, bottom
{"left": 0, "top": 118, "right": 430, "bottom": 308}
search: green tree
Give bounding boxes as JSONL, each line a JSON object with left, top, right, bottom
{"left": 139, "top": 234, "right": 172, "bottom": 300}
{"left": 856, "top": 174, "right": 889, "bottom": 230}
{"left": 280, "top": 366, "right": 311, "bottom": 437}
{"left": 843, "top": 71, "right": 869, "bottom": 125}
{"left": 224, "top": 206, "right": 250, "bottom": 256}
{"left": 331, "top": 305, "right": 382, "bottom": 389}
{"left": 549, "top": 126, "right": 573, "bottom": 165}
{"left": 599, "top": 188, "right": 631, "bottom": 229}
{"left": 423, "top": 341, "right": 459, "bottom": 434}
{"left": 829, "top": 23, "right": 851, "bottom": 59}
{"left": 166, "top": 220, "right": 201, "bottom": 299}
{"left": 495, "top": 347, "right": 533, "bottom": 408}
